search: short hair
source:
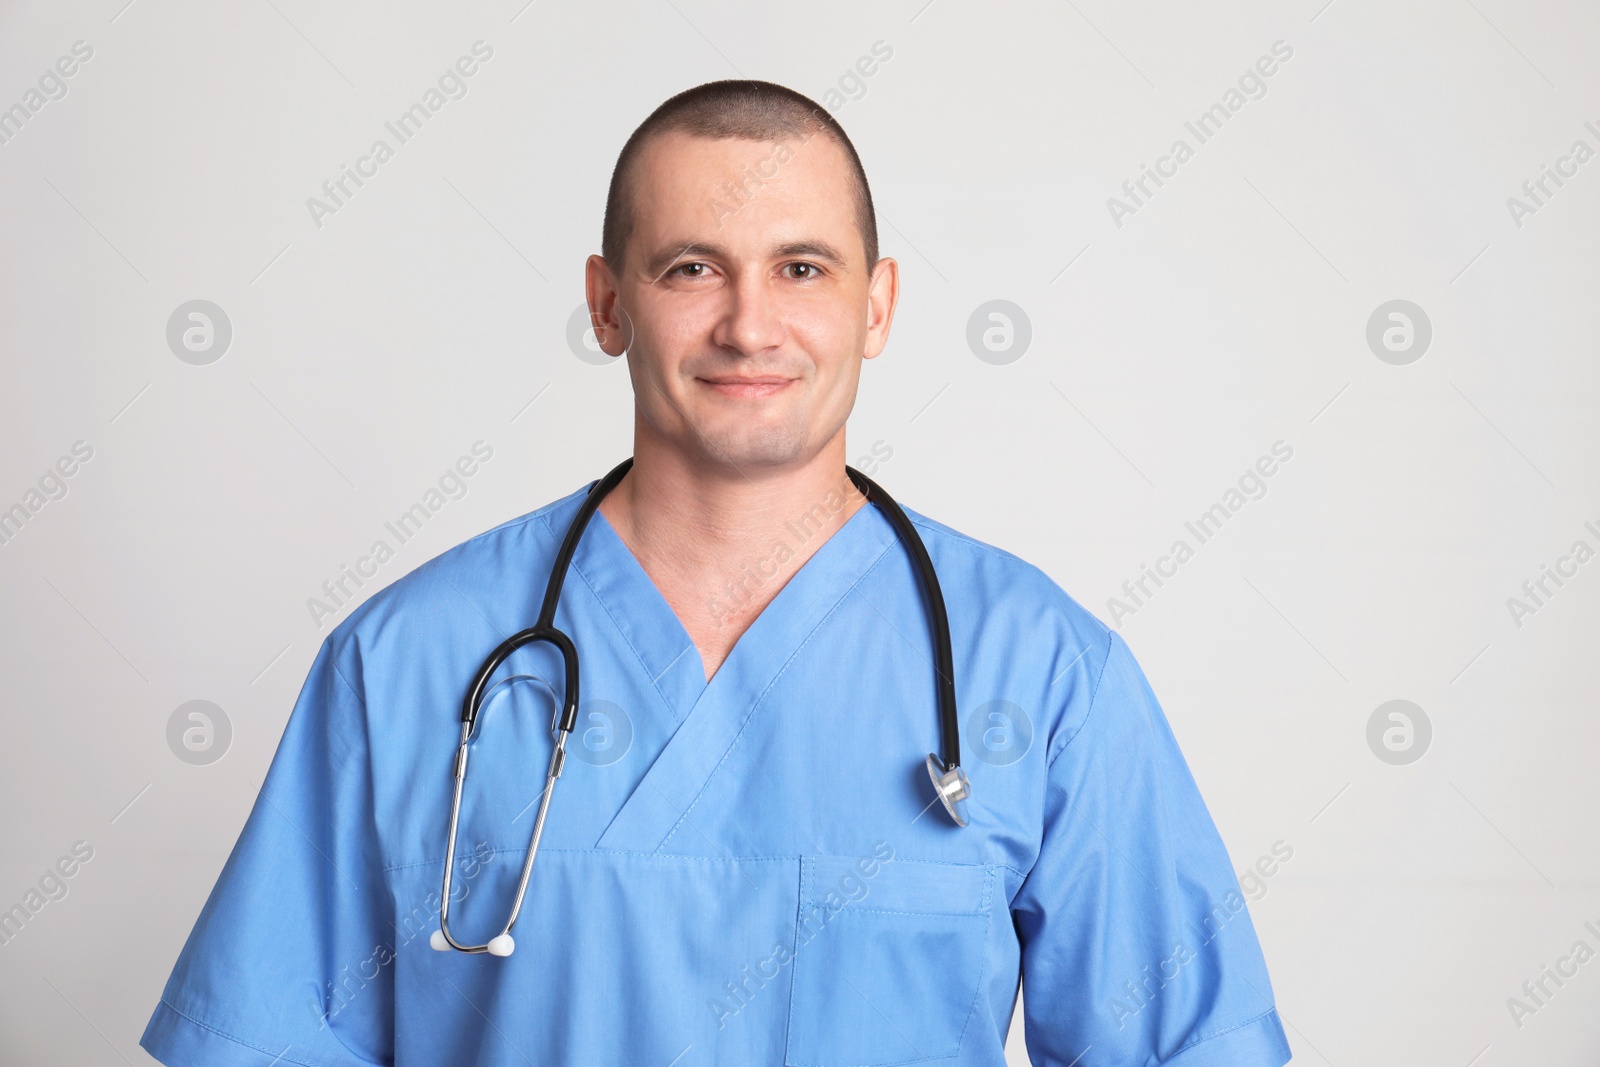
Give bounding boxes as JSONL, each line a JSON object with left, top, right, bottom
{"left": 601, "top": 79, "right": 879, "bottom": 274}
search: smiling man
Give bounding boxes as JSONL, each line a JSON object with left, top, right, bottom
{"left": 143, "top": 81, "right": 1292, "bottom": 1067}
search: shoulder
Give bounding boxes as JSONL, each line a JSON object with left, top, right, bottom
{"left": 321, "top": 482, "right": 591, "bottom": 656}
{"left": 898, "top": 505, "right": 1164, "bottom": 765}
{"left": 901, "top": 504, "right": 1112, "bottom": 653}
{"left": 902, "top": 502, "right": 1113, "bottom": 713}
{"left": 897, "top": 505, "right": 1122, "bottom": 740}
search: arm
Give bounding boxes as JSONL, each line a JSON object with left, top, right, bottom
{"left": 141, "top": 638, "right": 395, "bottom": 1067}
{"left": 1011, "top": 630, "right": 1292, "bottom": 1067}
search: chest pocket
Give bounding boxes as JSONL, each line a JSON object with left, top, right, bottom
{"left": 784, "top": 852, "right": 993, "bottom": 1066}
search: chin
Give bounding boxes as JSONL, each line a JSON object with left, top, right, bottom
{"left": 696, "top": 424, "right": 812, "bottom": 470}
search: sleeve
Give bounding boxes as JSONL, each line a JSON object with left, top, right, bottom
{"left": 1011, "top": 630, "right": 1292, "bottom": 1067}
{"left": 141, "top": 637, "right": 396, "bottom": 1067}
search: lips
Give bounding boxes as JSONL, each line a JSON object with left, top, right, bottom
{"left": 700, "top": 376, "right": 794, "bottom": 398}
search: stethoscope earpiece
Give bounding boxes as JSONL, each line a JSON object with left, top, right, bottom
{"left": 430, "top": 928, "right": 515, "bottom": 957}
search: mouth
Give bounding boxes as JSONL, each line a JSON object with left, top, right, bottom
{"left": 698, "top": 375, "right": 795, "bottom": 400}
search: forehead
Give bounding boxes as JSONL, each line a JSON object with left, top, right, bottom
{"left": 628, "top": 129, "right": 861, "bottom": 264}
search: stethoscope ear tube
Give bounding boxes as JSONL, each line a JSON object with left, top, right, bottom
{"left": 434, "top": 721, "right": 569, "bottom": 956}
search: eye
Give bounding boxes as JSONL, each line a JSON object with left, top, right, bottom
{"left": 785, "top": 262, "right": 822, "bottom": 280}
{"left": 672, "top": 262, "right": 709, "bottom": 279}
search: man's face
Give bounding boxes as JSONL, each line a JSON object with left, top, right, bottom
{"left": 587, "top": 129, "right": 897, "bottom": 473}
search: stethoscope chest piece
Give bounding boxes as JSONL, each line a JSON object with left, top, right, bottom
{"left": 926, "top": 753, "right": 971, "bottom": 828}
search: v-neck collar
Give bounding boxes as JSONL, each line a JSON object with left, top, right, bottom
{"left": 562, "top": 487, "right": 896, "bottom": 722}
{"left": 546, "top": 481, "right": 901, "bottom": 853}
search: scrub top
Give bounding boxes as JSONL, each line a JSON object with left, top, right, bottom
{"left": 142, "top": 478, "right": 1293, "bottom": 1067}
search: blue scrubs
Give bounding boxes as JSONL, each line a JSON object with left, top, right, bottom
{"left": 142, "top": 480, "right": 1292, "bottom": 1067}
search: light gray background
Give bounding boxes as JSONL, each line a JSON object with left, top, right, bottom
{"left": 2, "top": 0, "right": 1597, "bottom": 1064}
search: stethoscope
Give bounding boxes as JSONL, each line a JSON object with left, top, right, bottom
{"left": 431, "top": 457, "right": 970, "bottom": 957}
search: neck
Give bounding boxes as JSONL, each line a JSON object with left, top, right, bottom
{"left": 614, "top": 444, "right": 861, "bottom": 542}
{"left": 595, "top": 429, "right": 868, "bottom": 679}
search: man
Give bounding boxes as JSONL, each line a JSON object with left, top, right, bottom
{"left": 143, "top": 80, "right": 1292, "bottom": 1067}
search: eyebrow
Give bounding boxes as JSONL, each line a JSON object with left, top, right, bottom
{"left": 642, "top": 239, "right": 850, "bottom": 279}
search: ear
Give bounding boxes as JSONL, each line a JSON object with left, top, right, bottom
{"left": 584, "top": 254, "right": 632, "bottom": 357}
{"left": 861, "top": 256, "right": 899, "bottom": 361}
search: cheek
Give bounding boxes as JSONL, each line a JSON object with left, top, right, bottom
{"left": 826, "top": 356, "right": 865, "bottom": 410}
{"left": 630, "top": 302, "right": 705, "bottom": 380}
{"left": 800, "top": 333, "right": 865, "bottom": 427}
{"left": 666, "top": 305, "right": 721, "bottom": 357}
{"left": 784, "top": 298, "right": 861, "bottom": 368}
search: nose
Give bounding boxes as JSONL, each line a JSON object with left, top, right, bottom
{"left": 711, "top": 272, "right": 786, "bottom": 356}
